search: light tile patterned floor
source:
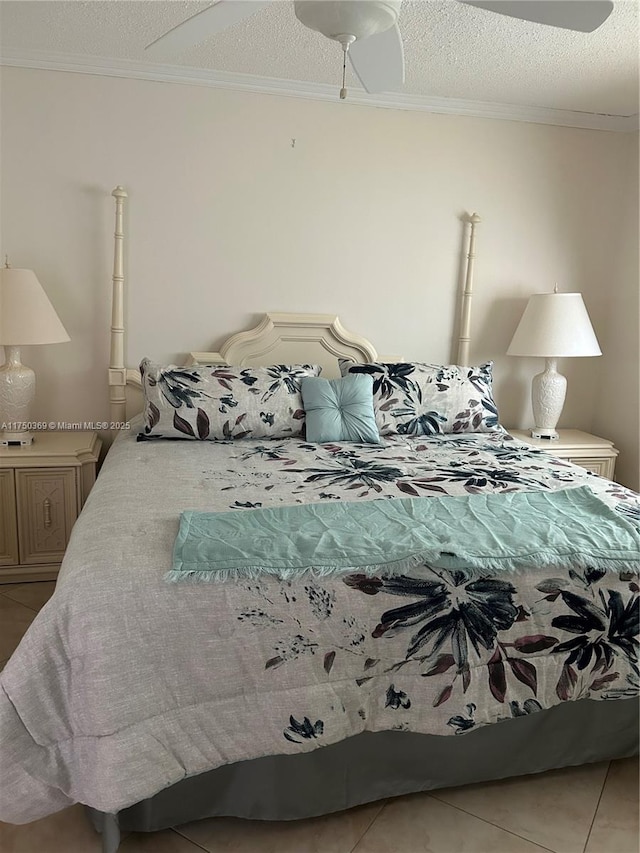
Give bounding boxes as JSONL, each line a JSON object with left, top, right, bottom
{"left": 0, "top": 582, "right": 638, "bottom": 853}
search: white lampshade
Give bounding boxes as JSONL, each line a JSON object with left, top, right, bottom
{"left": 507, "top": 292, "right": 601, "bottom": 358}
{"left": 0, "top": 268, "right": 70, "bottom": 345}
{"left": 507, "top": 290, "right": 601, "bottom": 441}
{"left": 0, "top": 267, "right": 69, "bottom": 446}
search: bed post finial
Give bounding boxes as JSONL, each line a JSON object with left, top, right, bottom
{"left": 457, "top": 213, "right": 481, "bottom": 366}
{"left": 109, "top": 186, "right": 128, "bottom": 424}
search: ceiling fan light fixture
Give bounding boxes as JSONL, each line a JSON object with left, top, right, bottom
{"left": 293, "top": 0, "right": 402, "bottom": 43}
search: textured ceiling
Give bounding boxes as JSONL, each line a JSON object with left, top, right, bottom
{"left": 1, "top": 0, "right": 638, "bottom": 116}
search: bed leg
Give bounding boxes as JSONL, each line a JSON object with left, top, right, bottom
{"left": 101, "top": 813, "right": 121, "bottom": 853}
{"left": 86, "top": 808, "right": 122, "bottom": 853}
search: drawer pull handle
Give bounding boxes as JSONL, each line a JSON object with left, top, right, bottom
{"left": 43, "top": 498, "right": 52, "bottom": 528}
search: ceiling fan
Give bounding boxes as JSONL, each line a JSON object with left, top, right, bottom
{"left": 145, "top": 1, "right": 614, "bottom": 99}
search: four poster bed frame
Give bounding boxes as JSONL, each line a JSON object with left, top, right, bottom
{"left": 90, "top": 188, "right": 636, "bottom": 853}
{"left": 107, "top": 186, "right": 481, "bottom": 422}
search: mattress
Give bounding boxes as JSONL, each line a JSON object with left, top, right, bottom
{"left": 1, "top": 424, "right": 638, "bottom": 824}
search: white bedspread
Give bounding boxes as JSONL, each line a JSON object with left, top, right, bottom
{"left": 1, "top": 425, "right": 637, "bottom": 823}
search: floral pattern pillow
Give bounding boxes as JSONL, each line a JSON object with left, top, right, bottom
{"left": 339, "top": 360, "right": 502, "bottom": 437}
{"left": 140, "top": 360, "right": 321, "bottom": 441}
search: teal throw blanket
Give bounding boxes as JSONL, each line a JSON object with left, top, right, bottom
{"left": 168, "top": 486, "right": 639, "bottom": 583}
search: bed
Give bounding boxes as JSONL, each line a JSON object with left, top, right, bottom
{"left": 0, "top": 191, "right": 637, "bottom": 853}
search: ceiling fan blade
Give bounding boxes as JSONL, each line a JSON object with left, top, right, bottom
{"left": 348, "top": 24, "right": 405, "bottom": 94}
{"left": 460, "top": 1, "right": 614, "bottom": 33}
{"left": 145, "top": 1, "right": 270, "bottom": 58}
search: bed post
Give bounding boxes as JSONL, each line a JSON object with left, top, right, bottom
{"left": 109, "top": 186, "right": 128, "bottom": 423}
{"left": 457, "top": 213, "right": 480, "bottom": 366}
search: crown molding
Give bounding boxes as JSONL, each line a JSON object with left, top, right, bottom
{"left": 2, "top": 48, "right": 638, "bottom": 132}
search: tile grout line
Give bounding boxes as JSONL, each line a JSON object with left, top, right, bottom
{"left": 4, "top": 602, "right": 42, "bottom": 615}
{"left": 126, "top": 799, "right": 393, "bottom": 853}
{"left": 348, "top": 799, "right": 390, "bottom": 853}
{"left": 0, "top": 596, "right": 41, "bottom": 616}
{"left": 426, "top": 791, "right": 558, "bottom": 853}
{"left": 581, "top": 761, "right": 611, "bottom": 853}
{"left": 0, "top": 590, "right": 49, "bottom": 614}
{"left": 171, "top": 826, "right": 214, "bottom": 852}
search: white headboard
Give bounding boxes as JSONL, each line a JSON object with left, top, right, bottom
{"left": 107, "top": 187, "right": 481, "bottom": 422}
{"left": 188, "top": 312, "right": 385, "bottom": 375}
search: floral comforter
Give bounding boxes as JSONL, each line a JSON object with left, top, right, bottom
{"left": 0, "top": 427, "right": 638, "bottom": 823}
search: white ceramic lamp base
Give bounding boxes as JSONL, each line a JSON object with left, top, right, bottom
{"left": 0, "top": 346, "right": 35, "bottom": 446}
{"left": 531, "top": 357, "right": 567, "bottom": 441}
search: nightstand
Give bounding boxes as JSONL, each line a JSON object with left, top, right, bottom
{"left": 0, "top": 431, "right": 101, "bottom": 583}
{"left": 508, "top": 429, "right": 618, "bottom": 480}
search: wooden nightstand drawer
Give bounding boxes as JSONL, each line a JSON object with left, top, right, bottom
{"left": 508, "top": 430, "right": 618, "bottom": 482}
{"left": 0, "top": 431, "right": 101, "bottom": 582}
{"left": 569, "top": 457, "right": 615, "bottom": 479}
{"left": 0, "top": 470, "right": 19, "bottom": 566}
{"left": 15, "top": 467, "right": 78, "bottom": 565}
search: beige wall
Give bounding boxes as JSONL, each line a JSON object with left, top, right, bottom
{"left": 591, "top": 132, "right": 639, "bottom": 490}
{"left": 1, "top": 67, "right": 638, "bottom": 486}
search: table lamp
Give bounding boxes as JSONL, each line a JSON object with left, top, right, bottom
{"left": 507, "top": 286, "right": 601, "bottom": 440}
{"left": 0, "top": 263, "right": 70, "bottom": 446}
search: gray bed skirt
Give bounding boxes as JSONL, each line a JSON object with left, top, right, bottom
{"left": 88, "top": 696, "right": 639, "bottom": 852}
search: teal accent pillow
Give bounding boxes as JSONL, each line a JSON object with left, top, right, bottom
{"left": 301, "top": 374, "right": 380, "bottom": 444}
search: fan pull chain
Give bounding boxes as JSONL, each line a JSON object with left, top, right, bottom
{"left": 337, "top": 35, "right": 355, "bottom": 100}
{"left": 340, "top": 45, "right": 348, "bottom": 100}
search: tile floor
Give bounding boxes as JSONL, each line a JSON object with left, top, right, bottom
{"left": 0, "top": 581, "right": 638, "bottom": 853}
